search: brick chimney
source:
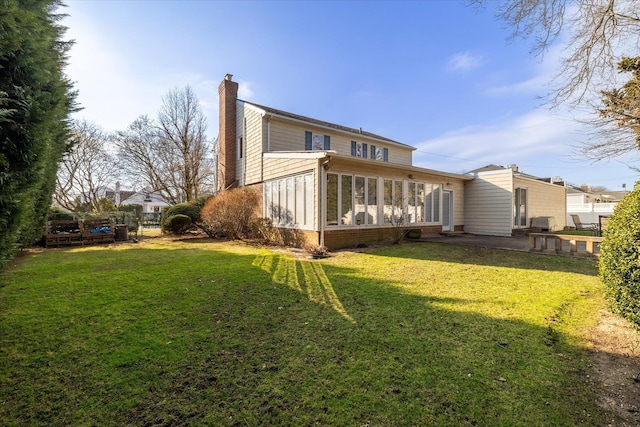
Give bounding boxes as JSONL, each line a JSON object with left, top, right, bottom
{"left": 218, "top": 73, "right": 238, "bottom": 190}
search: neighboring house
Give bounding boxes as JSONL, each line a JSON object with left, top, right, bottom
{"left": 120, "top": 190, "right": 171, "bottom": 214}
{"left": 566, "top": 185, "right": 627, "bottom": 225}
{"left": 464, "top": 165, "right": 567, "bottom": 237}
{"left": 217, "top": 74, "right": 569, "bottom": 248}
{"left": 218, "top": 74, "right": 473, "bottom": 249}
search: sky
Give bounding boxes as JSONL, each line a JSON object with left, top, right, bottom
{"left": 62, "top": 0, "right": 639, "bottom": 190}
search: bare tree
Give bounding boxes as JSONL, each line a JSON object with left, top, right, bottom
{"left": 472, "top": 0, "right": 640, "bottom": 106}
{"left": 115, "top": 86, "right": 215, "bottom": 204}
{"left": 54, "top": 120, "right": 119, "bottom": 212}
{"left": 472, "top": 0, "right": 640, "bottom": 160}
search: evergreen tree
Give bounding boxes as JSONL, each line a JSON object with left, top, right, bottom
{"left": 0, "top": 0, "right": 76, "bottom": 266}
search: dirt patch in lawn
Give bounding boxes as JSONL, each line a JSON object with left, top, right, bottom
{"left": 589, "top": 310, "right": 640, "bottom": 426}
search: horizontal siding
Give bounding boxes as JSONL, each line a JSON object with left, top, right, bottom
{"left": 464, "top": 171, "right": 513, "bottom": 236}
{"left": 450, "top": 180, "right": 465, "bottom": 227}
{"left": 268, "top": 119, "right": 412, "bottom": 166}
{"left": 515, "top": 177, "right": 567, "bottom": 230}
{"left": 242, "top": 106, "right": 264, "bottom": 185}
{"left": 262, "top": 158, "right": 318, "bottom": 181}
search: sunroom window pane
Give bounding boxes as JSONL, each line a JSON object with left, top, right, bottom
{"left": 368, "top": 177, "right": 378, "bottom": 225}
{"left": 341, "top": 175, "right": 353, "bottom": 225}
{"left": 417, "top": 183, "right": 424, "bottom": 222}
{"left": 394, "top": 180, "right": 403, "bottom": 223}
{"left": 383, "top": 179, "right": 393, "bottom": 223}
{"left": 354, "top": 176, "right": 365, "bottom": 225}
{"left": 326, "top": 174, "right": 338, "bottom": 226}
{"left": 408, "top": 182, "right": 416, "bottom": 223}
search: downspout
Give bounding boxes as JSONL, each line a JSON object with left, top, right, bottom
{"left": 263, "top": 116, "right": 271, "bottom": 183}
{"left": 319, "top": 154, "right": 331, "bottom": 248}
{"left": 319, "top": 156, "right": 325, "bottom": 247}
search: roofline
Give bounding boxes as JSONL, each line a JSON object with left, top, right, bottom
{"left": 263, "top": 151, "right": 472, "bottom": 181}
{"left": 241, "top": 100, "right": 416, "bottom": 151}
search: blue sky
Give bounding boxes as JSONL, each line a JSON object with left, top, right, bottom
{"left": 62, "top": 0, "right": 639, "bottom": 189}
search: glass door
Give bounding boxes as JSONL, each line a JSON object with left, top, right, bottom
{"left": 514, "top": 188, "right": 527, "bottom": 228}
{"left": 442, "top": 190, "right": 453, "bottom": 232}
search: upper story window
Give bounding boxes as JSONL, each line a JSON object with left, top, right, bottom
{"left": 370, "top": 145, "right": 389, "bottom": 162}
{"left": 305, "top": 131, "right": 330, "bottom": 150}
{"left": 351, "top": 141, "right": 368, "bottom": 158}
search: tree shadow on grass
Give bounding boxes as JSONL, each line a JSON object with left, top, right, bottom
{"left": 0, "top": 244, "right": 615, "bottom": 426}
{"left": 362, "top": 241, "right": 599, "bottom": 276}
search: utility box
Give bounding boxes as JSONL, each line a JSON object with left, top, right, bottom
{"left": 115, "top": 224, "right": 128, "bottom": 241}
{"left": 530, "top": 216, "right": 556, "bottom": 232}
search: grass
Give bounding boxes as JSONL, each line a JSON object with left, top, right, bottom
{"left": 554, "top": 229, "right": 597, "bottom": 236}
{"left": 0, "top": 238, "right": 606, "bottom": 426}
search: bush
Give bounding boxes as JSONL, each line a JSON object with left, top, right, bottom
{"left": 201, "top": 188, "right": 260, "bottom": 240}
{"left": 48, "top": 207, "right": 74, "bottom": 221}
{"left": 163, "top": 214, "right": 192, "bottom": 235}
{"left": 164, "top": 203, "right": 201, "bottom": 223}
{"left": 161, "top": 203, "right": 201, "bottom": 234}
{"left": 599, "top": 183, "right": 640, "bottom": 328}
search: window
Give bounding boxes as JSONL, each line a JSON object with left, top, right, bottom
{"left": 305, "top": 131, "right": 330, "bottom": 150}
{"left": 326, "top": 173, "right": 338, "bottom": 226}
{"left": 341, "top": 175, "right": 353, "bottom": 225}
{"left": 408, "top": 182, "right": 416, "bottom": 223}
{"left": 394, "top": 180, "right": 403, "bottom": 223}
{"left": 264, "top": 173, "right": 315, "bottom": 229}
{"left": 351, "top": 141, "right": 368, "bottom": 158}
{"left": 383, "top": 179, "right": 393, "bottom": 223}
{"left": 433, "top": 185, "right": 440, "bottom": 222}
{"left": 369, "top": 145, "right": 388, "bottom": 162}
{"left": 367, "top": 177, "right": 378, "bottom": 225}
{"left": 416, "top": 183, "right": 424, "bottom": 222}
{"left": 354, "top": 176, "right": 366, "bottom": 225}
{"left": 238, "top": 136, "right": 243, "bottom": 159}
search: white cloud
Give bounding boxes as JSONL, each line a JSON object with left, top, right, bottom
{"left": 446, "top": 52, "right": 484, "bottom": 72}
{"left": 238, "top": 81, "right": 254, "bottom": 100}
{"left": 413, "top": 108, "right": 587, "bottom": 178}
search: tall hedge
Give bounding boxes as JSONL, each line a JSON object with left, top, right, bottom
{"left": 599, "top": 182, "right": 640, "bottom": 328}
{"left": 0, "top": 0, "right": 76, "bottom": 266}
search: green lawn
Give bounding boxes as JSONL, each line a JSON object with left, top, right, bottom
{"left": 0, "top": 239, "right": 606, "bottom": 426}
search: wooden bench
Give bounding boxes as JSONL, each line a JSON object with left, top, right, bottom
{"left": 45, "top": 220, "right": 82, "bottom": 248}
{"left": 81, "top": 218, "right": 115, "bottom": 245}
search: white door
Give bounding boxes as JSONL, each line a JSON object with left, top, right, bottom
{"left": 442, "top": 190, "right": 453, "bottom": 232}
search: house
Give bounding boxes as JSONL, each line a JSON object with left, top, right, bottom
{"left": 566, "top": 184, "right": 627, "bottom": 225}
{"left": 464, "top": 165, "right": 567, "bottom": 236}
{"left": 217, "top": 74, "right": 568, "bottom": 248}
{"left": 218, "top": 74, "right": 473, "bottom": 249}
{"left": 120, "top": 189, "right": 171, "bottom": 214}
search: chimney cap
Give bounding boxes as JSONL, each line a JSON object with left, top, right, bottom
{"left": 225, "top": 73, "right": 233, "bottom": 81}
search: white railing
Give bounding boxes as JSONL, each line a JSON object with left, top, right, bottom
{"left": 567, "top": 202, "right": 617, "bottom": 213}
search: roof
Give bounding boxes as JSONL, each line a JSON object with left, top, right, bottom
{"left": 263, "top": 150, "right": 473, "bottom": 181}
{"left": 466, "top": 164, "right": 505, "bottom": 173}
{"left": 242, "top": 100, "right": 414, "bottom": 150}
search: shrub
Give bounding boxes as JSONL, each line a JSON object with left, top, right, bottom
{"left": 48, "top": 207, "right": 74, "bottom": 221}
{"left": 161, "top": 203, "right": 201, "bottom": 234}
{"left": 164, "top": 203, "right": 201, "bottom": 223}
{"left": 599, "top": 183, "right": 640, "bottom": 328}
{"left": 201, "top": 188, "right": 260, "bottom": 240}
{"left": 163, "top": 214, "right": 192, "bottom": 235}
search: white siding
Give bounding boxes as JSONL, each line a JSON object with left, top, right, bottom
{"left": 464, "top": 170, "right": 513, "bottom": 236}
{"left": 515, "top": 176, "right": 567, "bottom": 231}
{"left": 268, "top": 119, "right": 413, "bottom": 166}
{"left": 237, "top": 103, "right": 265, "bottom": 186}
